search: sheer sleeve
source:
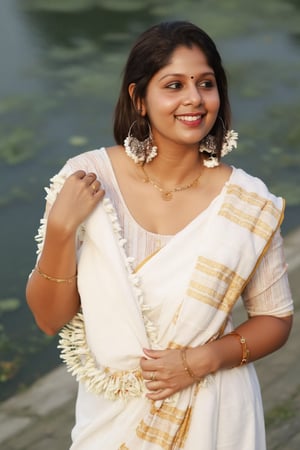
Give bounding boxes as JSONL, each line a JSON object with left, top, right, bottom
{"left": 242, "top": 229, "right": 293, "bottom": 317}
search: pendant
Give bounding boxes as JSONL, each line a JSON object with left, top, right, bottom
{"left": 162, "top": 191, "right": 173, "bottom": 201}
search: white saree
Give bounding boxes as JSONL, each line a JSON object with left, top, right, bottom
{"left": 36, "top": 149, "right": 293, "bottom": 450}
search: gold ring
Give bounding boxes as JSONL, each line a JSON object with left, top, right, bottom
{"left": 92, "top": 183, "right": 97, "bottom": 192}
{"left": 150, "top": 371, "right": 156, "bottom": 382}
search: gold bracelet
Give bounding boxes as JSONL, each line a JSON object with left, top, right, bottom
{"left": 180, "top": 347, "right": 202, "bottom": 381}
{"left": 36, "top": 263, "right": 77, "bottom": 284}
{"left": 228, "top": 331, "right": 250, "bottom": 366}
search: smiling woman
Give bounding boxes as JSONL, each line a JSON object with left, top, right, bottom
{"left": 26, "top": 21, "right": 293, "bottom": 450}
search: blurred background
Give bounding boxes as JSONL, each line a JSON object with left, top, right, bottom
{"left": 0, "top": 0, "right": 299, "bottom": 402}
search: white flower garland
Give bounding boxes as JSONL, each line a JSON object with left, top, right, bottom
{"left": 35, "top": 173, "right": 160, "bottom": 400}
{"left": 57, "top": 197, "right": 160, "bottom": 400}
{"left": 58, "top": 312, "right": 146, "bottom": 400}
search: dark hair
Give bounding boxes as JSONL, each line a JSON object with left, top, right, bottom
{"left": 113, "top": 21, "right": 231, "bottom": 156}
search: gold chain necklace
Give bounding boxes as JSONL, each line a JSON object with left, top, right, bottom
{"left": 141, "top": 165, "right": 201, "bottom": 201}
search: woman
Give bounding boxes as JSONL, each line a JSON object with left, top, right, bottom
{"left": 26, "top": 21, "right": 293, "bottom": 449}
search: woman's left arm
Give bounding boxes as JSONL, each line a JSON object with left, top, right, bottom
{"left": 200, "top": 313, "right": 293, "bottom": 373}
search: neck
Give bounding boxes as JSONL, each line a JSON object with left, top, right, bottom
{"left": 140, "top": 162, "right": 202, "bottom": 201}
{"left": 143, "top": 147, "right": 203, "bottom": 186}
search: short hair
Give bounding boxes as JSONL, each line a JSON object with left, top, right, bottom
{"left": 113, "top": 21, "right": 231, "bottom": 155}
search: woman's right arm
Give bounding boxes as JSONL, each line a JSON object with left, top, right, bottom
{"left": 26, "top": 170, "right": 104, "bottom": 335}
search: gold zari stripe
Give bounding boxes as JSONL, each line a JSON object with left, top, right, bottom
{"left": 136, "top": 402, "right": 192, "bottom": 449}
{"left": 218, "top": 184, "right": 281, "bottom": 240}
{"left": 226, "top": 184, "right": 281, "bottom": 217}
{"left": 188, "top": 256, "right": 245, "bottom": 312}
{"left": 219, "top": 203, "right": 274, "bottom": 240}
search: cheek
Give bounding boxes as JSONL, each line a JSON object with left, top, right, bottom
{"left": 145, "top": 97, "right": 177, "bottom": 122}
{"left": 211, "top": 92, "right": 221, "bottom": 111}
{"left": 145, "top": 87, "right": 180, "bottom": 114}
{"left": 208, "top": 95, "right": 221, "bottom": 123}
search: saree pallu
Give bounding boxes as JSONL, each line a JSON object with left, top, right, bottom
{"left": 55, "top": 168, "right": 284, "bottom": 449}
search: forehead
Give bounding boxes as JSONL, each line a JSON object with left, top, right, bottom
{"left": 158, "top": 45, "right": 212, "bottom": 76}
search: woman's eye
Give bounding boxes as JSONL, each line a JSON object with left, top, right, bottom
{"left": 167, "top": 82, "right": 182, "bottom": 89}
{"left": 199, "top": 80, "right": 214, "bottom": 88}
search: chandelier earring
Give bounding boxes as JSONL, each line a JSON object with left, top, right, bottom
{"left": 199, "top": 134, "right": 219, "bottom": 168}
{"left": 199, "top": 128, "right": 238, "bottom": 168}
{"left": 124, "top": 120, "right": 158, "bottom": 164}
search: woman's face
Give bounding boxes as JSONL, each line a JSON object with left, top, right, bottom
{"left": 141, "top": 45, "right": 220, "bottom": 151}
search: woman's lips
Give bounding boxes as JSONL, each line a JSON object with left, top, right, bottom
{"left": 175, "top": 114, "right": 203, "bottom": 126}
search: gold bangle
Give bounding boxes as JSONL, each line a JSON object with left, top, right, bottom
{"left": 180, "top": 347, "right": 202, "bottom": 381}
{"left": 228, "top": 331, "right": 250, "bottom": 366}
{"left": 36, "top": 263, "right": 77, "bottom": 284}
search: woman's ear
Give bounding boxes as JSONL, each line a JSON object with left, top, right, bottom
{"left": 128, "top": 83, "right": 146, "bottom": 116}
{"left": 128, "top": 83, "right": 136, "bottom": 100}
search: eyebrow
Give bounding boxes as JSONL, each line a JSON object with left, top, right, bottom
{"left": 158, "top": 71, "right": 215, "bottom": 81}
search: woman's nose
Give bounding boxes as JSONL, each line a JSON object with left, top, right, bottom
{"left": 184, "top": 84, "right": 203, "bottom": 106}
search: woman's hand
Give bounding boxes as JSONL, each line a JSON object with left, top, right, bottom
{"left": 48, "top": 170, "right": 105, "bottom": 235}
{"left": 140, "top": 348, "right": 197, "bottom": 401}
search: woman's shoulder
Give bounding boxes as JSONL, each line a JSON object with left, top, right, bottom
{"left": 230, "top": 166, "right": 284, "bottom": 208}
{"left": 66, "top": 145, "right": 122, "bottom": 168}
{"left": 67, "top": 146, "right": 107, "bottom": 167}
{"left": 58, "top": 146, "right": 115, "bottom": 178}
{"left": 231, "top": 166, "right": 274, "bottom": 194}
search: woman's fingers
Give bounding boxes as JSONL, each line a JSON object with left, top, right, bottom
{"left": 140, "top": 348, "right": 198, "bottom": 400}
{"left": 146, "top": 388, "right": 174, "bottom": 401}
{"left": 83, "top": 172, "right": 97, "bottom": 185}
{"left": 90, "top": 179, "right": 101, "bottom": 195}
{"left": 76, "top": 171, "right": 103, "bottom": 196}
{"left": 48, "top": 170, "right": 105, "bottom": 232}
{"left": 68, "top": 171, "right": 104, "bottom": 197}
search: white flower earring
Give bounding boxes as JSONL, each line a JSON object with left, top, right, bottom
{"left": 124, "top": 120, "right": 158, "bottom": 164}
{"left": 199, "top": 134, "right": 219, "bottom": 168}
{"left": 199, "top": 129, "right": 238, "bottom": 168}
